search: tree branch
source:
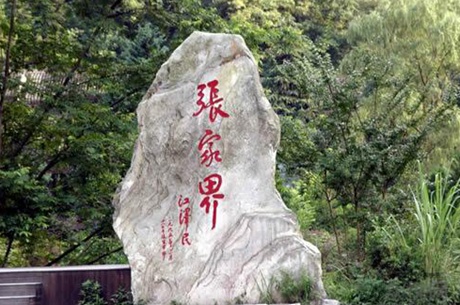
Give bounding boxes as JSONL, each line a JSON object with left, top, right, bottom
{"left": 110, "top": 0, "right": 123, "bottom": 10}
{"left": 86, "top": 246, "right": 124, "bottom": 265}
{"left": 36, "top": 147, "right": 68, "bottom": 180}
{"left": 107, "top": 10, "right": 133, "bottom": 19}
{"left": 417, "top": 60, "right": 427, "bottom": 87}
{"left": 323, "top": 170, "right": 341, "bottom": 256}
{"left": 110, "top": 87, "right": 143, "bottom": 108}
{"left": 7, "top": 109, "right": 50, "bottom": 160}
{"left": 7, "top": 26, "right": 102, "bottom": 161}
{"left": 45, "top": 226, "right": 105, "bottom": 266}
{"left": 0, "top": 0, "right": 17, "bottom": 157}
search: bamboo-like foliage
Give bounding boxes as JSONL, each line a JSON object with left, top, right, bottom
{"left": 413, "top": 165, "right": 460, "bottom": 278}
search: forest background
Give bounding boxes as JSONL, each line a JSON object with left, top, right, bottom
{"left": 1, "top": 0, "right": 460, "bottom": 304}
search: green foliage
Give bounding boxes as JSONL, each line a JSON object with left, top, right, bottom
{"left": 78, "top": 280, "right": 145, "bottom": 305}
{"left": 109, "top": 288, "right": 134, "bottom": 305}
{"left": 221, "top": 0, "right": 311, "bottom": 60}
{"left": 358, "top": 164, "right": 460, "bottom": 304}
{"left": 0, "top": 0, "right": 172, "bottom": 266}
{"left": 255, "top": 274, "right": 277, "bottom": 304}
{"left": 283, "top": 0, "right": 460, "bottom": 249}
{"left": 0, "top": 167, "right": 50, "bottom": 241}
{"left": 0, "top": 0, "right": 363, "bottom": 269}
{"left": 345, "top": 0, "right": 460, "bottom": 171}
{"left": 78, "top": 280, "right": 107, "bottom": 305}
{"left": 413, "top": 167, "right": 460, "bottom": 278}
{"left": 3, "top": 1, "right": 460, "bottom": 304}
{"left": 367, "top": 222, "right": 424, "bottom": 282}
{"left": 347, "top": 0, "right": 460, "bottom": 75}
{"left": 256, "top": 271, "right": 314, "bottom": 304}
{"left": 277, "top": 272, "right": 313, "bottom": 305}
{"left": 385, "top": 166, "right": 460, "bottom": 279}
{"left": 278, "top": 116, "right": 315, "bottom": 169}
{"left": 276, "top": 176, "right": 316, "bottom": 231}
{"left": 347, "top": 277, "right": 455, "bottom": 305}
{"left": 272, "top": 44, "right": 455, "bottom": 259}
{"left": 322, "top": 270, "right": 355, "bottom": 302}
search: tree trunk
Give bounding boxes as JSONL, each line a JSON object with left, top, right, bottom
{"left": 0, "top": 0, "right": 17, "bottom": 157}
{"left": 355, "top": 201, "right": 365, "bottom": 261}
{"left": 1, "top": 233, "right": 14, "bottom": 267}
{"left": 324, "top": 171, "right": 342, "bottom": 255}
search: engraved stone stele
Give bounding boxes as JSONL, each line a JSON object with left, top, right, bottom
{"left": 113, "top": 31, "right": 334, "bottom": 305}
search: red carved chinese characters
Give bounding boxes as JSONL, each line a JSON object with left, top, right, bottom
{"left": 198, "top": 129, "right": 222, "bottom": 167}
{"left": 193, "top": 80, "right": 229, "bottom": 123}
{"left": 198, "top": 173, "right": 225, "bottom": 230}
{"left": 167, "top": 219, "right": 173, "bottom": 260}
{"left": 161, "top": 219, "right": 167, "bottom": 260}
{"left": 193, "top": 78, "right": 229, "bottom": 230}
{"left": 181, "top": 232, "right": 191, "bottom": 246}
{"left": 161, "top": 218, "right": 173, "bottom": 261}
{"left": 179, "top": 207, "right": 191, "bottom": 226}
{"left": 177, "top": 195, "right": 192, "bottom": 246}
{"left": 162, "top": 79, "right": 229, "bottom": 259}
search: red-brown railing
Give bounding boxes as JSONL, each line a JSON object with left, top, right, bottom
{"left": 0, "top": 264, "right": 131, "bottom": 305}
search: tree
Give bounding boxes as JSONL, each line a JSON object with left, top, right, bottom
{"left": 274, "top": 41, "right": 457, "bottom": 261}
{"left": 0, "top": 0, "right": 235, "bottom": 267}
{"left": 0, "top": 0, "right": 158, "bottom": 266}
{"left": 345, "top": 0, "right": 460, "bottom": 171}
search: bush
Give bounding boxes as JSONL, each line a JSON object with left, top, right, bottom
{"left": 276, "top": 173, "right": 317, "bottom": 232}
{"left": 78, "top": 280, "right": 143, "bottom": 305}
{"left": 78, "top": 280, "right": 107, "bottom": 305}
{"left": 347, "top": 277, "right": 455, "bottom": 305}
{"left": 367, "top": 225, "right": 424, "bottom": 282}
{"left": 277, "top": 272, "right": 313, "bottom": 305}
{"left": 110, "top": 287, "right": 134, "bottom": 305}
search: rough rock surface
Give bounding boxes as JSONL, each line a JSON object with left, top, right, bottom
{"left": 113, "top": 31, "right": 328, "bottom": 305}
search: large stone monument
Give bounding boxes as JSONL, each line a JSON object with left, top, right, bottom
{"left": 113, "top": 31, "right": 332, "bottom": 305}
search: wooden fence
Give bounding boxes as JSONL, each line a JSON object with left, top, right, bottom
{"left": 0, "top": 264, "right": 131, "bottom": 305}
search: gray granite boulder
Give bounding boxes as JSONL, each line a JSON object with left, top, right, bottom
{"left": 113, "top": 31, "right": 329, "bottom": 305}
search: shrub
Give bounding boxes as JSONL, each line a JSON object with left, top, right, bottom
{"left": 367, "top": 224, "right": 424, "bottom": 282}
{"left": 276, "top": 177, "right": 317, "bottom": 231}
{"left": 374, "top": 165, "right": 460, "bottom": 287}
{"left": 277, "top": 272, "right": 313, "bottom": 305}
{"left": 110, "top": 287, "right": 133, "bottom": 305}
{"left": 347, "top": 277, "right": 454, "bottom": 305}
{"left": 78, "top": 280, "right": 144, "bottom": 305}
{"left": 78, "top": 280, "right": 107, "bottom": 305}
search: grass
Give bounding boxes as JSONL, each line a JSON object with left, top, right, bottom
{"left": 277, "top": 271, "right": 313, "bottom": 305}
{"left": 413, "top": 167, "right": 460, "bottom": 278}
